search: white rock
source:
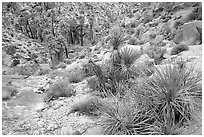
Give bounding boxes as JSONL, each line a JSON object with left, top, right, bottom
{"left": 32, "top": 102, "right": 46, "bottom": 112}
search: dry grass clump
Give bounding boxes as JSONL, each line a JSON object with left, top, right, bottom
{"left": 67, "top": 96, "right": 103, "bottom": 116}
{"left": 44, "top": 80, "right": 75, "bottom": 102}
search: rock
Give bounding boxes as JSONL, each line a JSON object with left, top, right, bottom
{"left": 164, "top": 40, "right": 177, "bottom": 48}
{"left": 133, "top": 54, "right": 154, "bottom": 67}
{"left": 141, "top": 42, "right": 151, "bottom": 54}
{"left": 32, "top": 102, "right": 46, "bottom": 112}
{"left": 55, "top": 62, "right": 67, "bottom": 69}
{"left": 151, "top": 35, "right": 164, "bottom": 45}
{"left": 164, "top": 18, "right": 178, "bottom": 35}
{"left": 163, "top": 47, "right": 173, "bottom": 58}
{"left": 140, "top": 31, "right": 152, "bottom": 43}
{"left": 134, "top": 24, "right": 146, "bottom": 37}
{"left": 176, "top": 7, "right": 198, "bottom": 24}
{"left": 173, "top": 20, "right": 202, "bottom": 46}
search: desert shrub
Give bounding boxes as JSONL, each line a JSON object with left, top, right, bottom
{"left": 170, "top": 44, "right": 189, "bottom": 55}
{"left": 82, "top": 62, "right": 96, "bottom": 77}
{"left": 98, "top": 95, "right": 160, "bottom": 135}
{"left": 140, "top": 63, "right": 202, "bottom": 134}
{"left": 109, "top": 25, "right": 128, "bottom": 50}
{"left": 67, "top": 96, "right": 103, "bottom": 116}
{"left": 68, "top": 69, "right": 85, "bottom": 83}
{"left": 44, "top": 80, "right": 75, "bottom": 102}
{"left": 112, "top": 47, "right": 142, "bottom": 81}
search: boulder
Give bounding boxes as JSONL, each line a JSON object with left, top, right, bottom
{"left": 133, "top": 53, "right": 154, "bottom": 67}
{"left": 173, "top": 20, "right": 202, "bottom": 46}
{"left": 175, "top": 8, "right": 198, "bottom": 24}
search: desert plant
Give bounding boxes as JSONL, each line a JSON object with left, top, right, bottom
{"left": 82, "top": 62, "right": 96, "bottom": 77}
{"left": 67, "top": 96, "right": 103, "bottom": 116}
{"left": 170, "top": 44, "right": 189, "bottom": 55}
{"left": 68, "top": 69, "right": 85, "bottom": 83}
{"left": 112, "top": 47, "right": 142, "bottom": 81}
{"left": 98, "top": 96, "right": 160, "bottom": 135}
{"left": 140, "top": 63, "right": 202, "bottom": 134}
{"left": 109, "top": 26, "right": 128, "bottom": 50}
{"left": 44, "top": 80, "right": 75, "bottom": 102}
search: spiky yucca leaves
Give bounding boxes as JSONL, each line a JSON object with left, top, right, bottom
{"left": 112, "top": 47, "right": 142, "bottom": 81}
{"left": 88, "top": 60, "right": 112, "bottom": 97}
{"left": 98, "top": 95, "right": 160, "bottom": 135}
{"left": 140, "top": 63, "right": 202, "bottom": 135}
{"left": 109, "top": 26, "right": 128, "bottom": 50}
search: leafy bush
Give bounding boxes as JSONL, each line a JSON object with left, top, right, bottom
{"left": 170, "top": 44, "right": 189, "bottom": 55}
{"left": 44, "top": 80, "right": 75, "bottom": 102}
{"left": 140, "top": 63, "right": 202, "bottom": 134}
{"left": 67, "top": 96, "right": 103, "bottom": 116}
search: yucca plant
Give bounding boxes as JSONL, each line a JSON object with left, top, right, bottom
{"left": 140, "top": 63, "right": 202, "bottom": 135}
{"left": 112, "top": 47, "right": 142, "bottom": 81}
{"left": 98, "top": 95, "right": 160, "bottom": 135}
{"left": 109, "top": 25, "right": 128, "bottom": 50}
